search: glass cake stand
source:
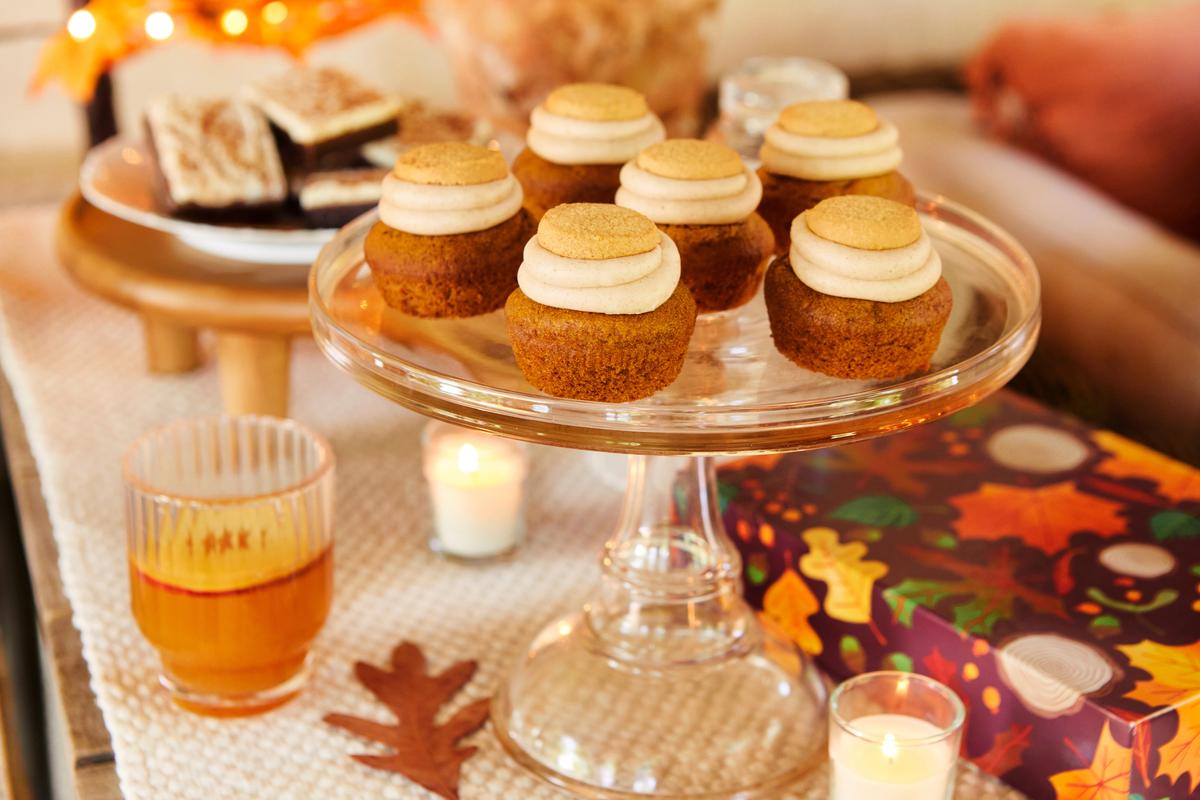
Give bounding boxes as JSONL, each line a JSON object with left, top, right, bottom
{"left": 309, "top": 194, "right": 1040, "bottom": 799}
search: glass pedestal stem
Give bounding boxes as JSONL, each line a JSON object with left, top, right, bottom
{"left": 588, "top": 455, "right": 757, "bottom": 666}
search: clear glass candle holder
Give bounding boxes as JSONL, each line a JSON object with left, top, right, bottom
{"left": 717, "top": 55, "right": 850, "bottom": 162}
{"left": 829, "top": 671, "right": 966, "bottom": 800}
{"left": 422, "top": 421, "right": 530, "bottom": 561}
{"left": 123, "top": 415, "right": 335, "bottom": 716}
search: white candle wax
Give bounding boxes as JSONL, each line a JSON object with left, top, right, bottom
{"left": 829, "top": 713, "right": 955, "bottom": 800}
{"left": 423, "top": 431, "right": 528, "bottom": 558}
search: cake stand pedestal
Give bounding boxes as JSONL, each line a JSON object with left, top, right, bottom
{"left": 309, "top": 194, "right": 1040, "bottom": 798}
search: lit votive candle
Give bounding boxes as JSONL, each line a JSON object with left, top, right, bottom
{"left": 422, "top": 421, "right": 530, "bottom": 560}
{"left": 829, "top": 671, "right": 965, "bottom": 800}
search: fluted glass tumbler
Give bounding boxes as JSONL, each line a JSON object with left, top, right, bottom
{"left": 122, "top": 416, "right": 335, "bottom": 716}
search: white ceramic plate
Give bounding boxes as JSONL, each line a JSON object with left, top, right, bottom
{"left": 79, "top": 138, "right": 336, "bottom": 266}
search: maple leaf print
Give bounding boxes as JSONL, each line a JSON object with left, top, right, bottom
{"left": 949, "top": 482, "right": 1126, "bottom": 555}
{"left": 884, "top": 547, "right": 1067, "bottom": 636}
{"left": 1049, "top": 723, "right": 1131, "bottom": 800}
{"left": 822, "top": 433, "right": 985, "bottom": 498}
{"left": 1117, "top": 639, "right": 1200, "bottom": 792}
{"left": 972, "top": 724, "right": 1033, "bottom": 777}
{"left": 1094, "top": 430, "right": 1200, "bottom": 504}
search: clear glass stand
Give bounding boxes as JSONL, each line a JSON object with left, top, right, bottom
{"left": 309, "top": 194, "right": 1040, "bottom": 798}
{"left": 492, "top": 454, "right": 828, "bottom": 797}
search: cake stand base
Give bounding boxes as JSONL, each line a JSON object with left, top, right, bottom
{"left": 492, "top": 455, "right": 828, "bottom": 798}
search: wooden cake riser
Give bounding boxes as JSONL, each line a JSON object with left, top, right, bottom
{"left": 57, "top": 194, "right": 310, "bottom": 418}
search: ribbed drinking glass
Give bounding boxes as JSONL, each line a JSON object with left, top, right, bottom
{"left": 123, "top": 415, "right": 335, "bottom": 715}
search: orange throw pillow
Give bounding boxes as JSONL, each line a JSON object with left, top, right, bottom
{"left": 966, "top": 5, "right": 1200, "bottom": 242}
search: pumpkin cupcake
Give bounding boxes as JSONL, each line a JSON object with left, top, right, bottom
{"left": 506, "top": 203, "right": 696, "bottom": 402}
{"left": 512, "top": 83, "right": 665, "bottom": 220}
{"left": 616, "top": 139, "right": 773, "bottom": 313}
{"left": 364, "top": 142, "right": 535, "bottom": 317}
{"left": 757, "top": 100, "right": 914, "bottom": 253}
{"left": 765, "top": 196, "right": 951, "bottom": 380}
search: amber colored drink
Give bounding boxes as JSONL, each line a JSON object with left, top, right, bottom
{"left": 130, "top": 546, "right": 333, "bottom": 714}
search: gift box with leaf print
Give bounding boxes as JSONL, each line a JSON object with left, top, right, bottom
{"left": 719, "top": 391, "right": 1200, "bottom": 800}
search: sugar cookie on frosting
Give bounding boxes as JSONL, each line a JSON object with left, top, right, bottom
{"left": 544, "top": 83, "right": 649, "bottom": 121}
{"left": 778, "top": 100, "right": 879, "bottom": 138}
{"left": 636, "top": 140, "right": 743, "bottom": 180}
{"left": 757, "top": 99, "right": 914, "bottom": 256}
{"left": 537, "top": 203, "right": 660, "bottom": 260}
{"left": 506, "top": 203, "right": 696, "bottom": 402}
{"left": 805, "top": 195, "right": 922, "bottom": 251}
{"left": 764, "top": 196, "right": 952, "bottom": 380}
{"left": 616, "top": 139, "right": 773, "bottom": 313}
{"left": 391, "top": 142, "right": 508, "bottom": 186}
{"left": 512, "top": 82, "right": 666, "bottom": 220}
{"left": 364, "top": 142, "right": 535, "bottom": 318}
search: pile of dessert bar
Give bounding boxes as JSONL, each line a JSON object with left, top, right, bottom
{"left": 141, "top": 66, "right": 489, "bottom": 229}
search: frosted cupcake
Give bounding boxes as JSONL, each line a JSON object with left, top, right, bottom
{"left": 364, "top": 142, "right": 535, "bottom": 317}
{"left": 757, "top": 100, "right": 914, "bottom": 253}
{"left": 764, "top": 196, "right": 951, "bottom": 379}
{"left": 512, "top": 83, "right": 665, "bottom": 220}
{"left": 616, "top": 139, "right": 773, "bottom": 313}
{"left": 506, "top": 203, "right": 696, "bottom": 402}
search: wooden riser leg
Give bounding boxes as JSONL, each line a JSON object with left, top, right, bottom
{"left": 214, "top": 332, "right": 291, "bottom": 417}
{"left": 142, "top": 315, "right": 199, "bottom": 373}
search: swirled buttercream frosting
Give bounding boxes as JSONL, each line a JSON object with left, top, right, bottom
{"left": 378, "top": 142, "right": 523, "bottom": 235}
{"left": 526, "top": 83, "right": 665, "bottom": 165}
{"left": 760, "top": 100, "right": 903, "bottom": 181}
{"left": 616, "top": 139, "right": 762, "bottom": 225}
{"left": 789, "top": 197, "right": 941, "bottom": 302}
{"left": 518, "top": 203, "right": 680, "bottom": 314}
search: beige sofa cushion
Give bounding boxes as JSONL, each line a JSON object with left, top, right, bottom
{"left": 874, "top": 92, "right": 1200, "bottom": 447}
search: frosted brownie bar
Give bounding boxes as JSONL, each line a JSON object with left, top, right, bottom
{"left": 244, "top": 67, "right": 402, "bottom": 168}
{"left": 143, "top": 95, "right": 287, "bottom": 216}
{"left": 360, "top": 108, "right": 493, "bottom": 168}
{"left": 297, "top": 167, "right": 387, "bottom": 228}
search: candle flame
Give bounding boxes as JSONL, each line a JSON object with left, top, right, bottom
{"left": 882, "top": 733, "right": 898, "bottom": 762}
{"left": 457, "top": 443, "right": 481, "bottom": 474}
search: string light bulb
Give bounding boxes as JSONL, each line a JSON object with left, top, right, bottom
{"left": 262, "top": 1, "right": 288, "bottom": 25}
{"left": 66, "top": 9, "right": 96, "bottom": 41}
{"left": 144, "top": 10, "right": 175, "bottom": 41}
{"left": 221, "top": 8, "right": 249, "bottom": 36}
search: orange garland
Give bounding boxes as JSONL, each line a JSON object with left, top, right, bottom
{"left": 32, "top": 0, "right": 426, "bottom": 101}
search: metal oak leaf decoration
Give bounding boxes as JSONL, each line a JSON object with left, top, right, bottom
{"left": 325, "top": 642, "right": 491, "bottom": 800}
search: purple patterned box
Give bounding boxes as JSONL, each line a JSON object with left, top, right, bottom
{"left": 719, "top": 391, "right": 1200, "bottom": 800}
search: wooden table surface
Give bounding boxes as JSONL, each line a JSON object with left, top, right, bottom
{"left": 0, "top": 634, "right": 17, "bottom": 800}
{"left": 0, "top": 375, "right": 119, "bottom": 800}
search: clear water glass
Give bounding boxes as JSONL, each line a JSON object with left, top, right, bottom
{"left": 718, "top": 56, "right": 850, "bottom": 162}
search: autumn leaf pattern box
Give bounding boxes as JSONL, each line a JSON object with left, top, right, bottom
{"left": 719, "top": 391, "right": 1200, "bottom": 800}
